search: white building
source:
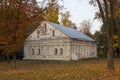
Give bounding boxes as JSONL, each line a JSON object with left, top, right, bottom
{"left": 23, "top": 21, "right": 97, "bottom": 60}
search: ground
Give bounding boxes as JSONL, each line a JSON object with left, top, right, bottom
{"left": 0, "top": 58, "right": 120, "bottom": 80}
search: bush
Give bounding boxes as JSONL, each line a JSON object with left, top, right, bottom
{"left": 97, "top": 50, "right": 107, "bottom": 57}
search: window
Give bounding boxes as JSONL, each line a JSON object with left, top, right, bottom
{"left": 60, "top": 48, "right": 63, "bottom": 55}
{"left": 32, "top": 49, "right": 34, "bottom": 55}
{"left": 52, "top": 30, "right": 55, "bottom": 37}
{"left": 38, "top": 49, "right": 40, "bottom": 55}
{"left": 37, "top": 30, "right": 40, "bottom": 38}
{"left": 44, "top": 23, "right": 47, "bottom": 34}
{"left": 37, "top": 34, "right": 39, "bottom": 38}
{"left": 44, "top": 23, "right": 47, "bottom": 30}
{"left": 76, "top": 53, "right": 80, "bottom": 57}
{"left": 55, "top": 48, "right": 57, "bottom": 55}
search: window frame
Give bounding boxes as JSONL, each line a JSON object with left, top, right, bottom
{"left": 52, "top": 30, "right": 55, "bottom": 37}
{"left": 55, "top": 48, "right": 57, "bottom": 55}
{"left": 37, "top": 30, "right": 40, "bottom": 38}
{"left": 31, "top": 49, "right": 34, "bottom": 55}
{"left": 38, "top": 48, "right": 40, "bottom": 55}
{"left": 60, "top": 48, "right": 63, "bottom": 55}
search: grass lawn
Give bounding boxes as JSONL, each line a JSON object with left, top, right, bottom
{"left": 0, "top": 58, "right": 120, "bottom": 80}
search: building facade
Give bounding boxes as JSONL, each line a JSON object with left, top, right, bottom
{"left": 23, "top": 22, "right": 97, "bottom": 60}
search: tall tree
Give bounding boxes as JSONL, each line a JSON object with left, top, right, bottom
{"left": 60, "top": 11, "right": 76, "bottom": 28}
{"left": 92, "top": 0, "right": 120, "bottom": 57}
{"left": 114, "top": 0, "right": 120, "bottom": 56}
{"left": 0, "top": 0, "right": 44, "bottom": 68}
{"left": 45, "top": 0, "right": 61, "bottom": 23}
{"left": 89, "top": 0, "right": 117, "bottom": 70}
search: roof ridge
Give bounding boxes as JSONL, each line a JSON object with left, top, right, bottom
{"left": 47, "top": 21, "right": 95, "bottom": 42}
{"left": 47, "top": 21, "right": 78, "bottom": 31}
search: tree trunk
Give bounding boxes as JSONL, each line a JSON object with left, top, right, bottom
{"left": 104, "top": 0, "right": 115, "bottom": 70}
{"left": 115, "top": 18, "right": 120, "bottom": 57}
{"left": 107, "top": 35, "right": 115, "bottom": 70}
{"left": 116, "top": 19, "right": 120, "bottom": 56}
{"left": 105, "top": 23, "right": 115, "bottom": 70}
{"left": 110, "top": 0, "right": 120, "bottom": 58}
{"left": 118, "top": 23, "right": 120, "bottom": 56}
{"left": 117, "top": 25, "right": 120, "bottom": 56}
{"left": 12, "top": 53, "right": 16, "bottom": 68}
{"left": 7, "top": 54, "right": 10, "bottom": 63}
{"left": 96, "top": 0, "right": 115, "bottom": 70}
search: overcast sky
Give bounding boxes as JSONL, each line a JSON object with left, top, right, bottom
{"left": 61, "top": 0, "right": 102, "bottom": 34}
{"left": 37, "top": 0, "right": 102, "bottom": 34}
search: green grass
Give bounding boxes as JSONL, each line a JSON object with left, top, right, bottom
{"left": 0, "top": 58, "right": 120, "bottom": 80}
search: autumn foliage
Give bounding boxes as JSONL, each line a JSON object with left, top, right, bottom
{"left": 0, "top": 0, "right": 44, "bottom": 56}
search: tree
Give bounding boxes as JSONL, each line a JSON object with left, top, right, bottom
{"left": 61, "top": 11, "right": 70, "bottom": 26}
{"left": 60, "top": 11, "right": 76, "bottom": 28}
{"left": 0, "top": 0, "right": 44, "bottom": 68}
{"left": 89, "top": 0, "right": 120, "bottom": 70}
{"left": 79, "top": 20, "right": 93, "bottom": 38}
{"left": 114, "top": 0, "right": 120, "bottom": 56}
{"left": 113, "top": 34, "right": 119, "bottom": 57}
{"left": 94, "top": 30, "right": 106, "bottom": 57}
{"left": 45, "top": 0, "right": 62, "bottom": 23}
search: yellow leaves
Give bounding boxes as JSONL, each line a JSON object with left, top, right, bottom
{"left": 116, "top": 8, "right": 120, "bottom": 18}
{"left": 113, "top": 43, "right": 119, "bottom": 48}
{"left": 113, "top": 35, "right": 118, "bottom": 40}
{"left": 113, "top": 35, "right": 119, "bottom": 48}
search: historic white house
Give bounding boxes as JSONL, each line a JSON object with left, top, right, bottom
{"left": 23, "top": 21, "right": 97, "bottom": 60}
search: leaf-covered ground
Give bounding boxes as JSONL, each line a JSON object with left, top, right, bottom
{"left": 0, "top": 58, "right": 120, "bottom": 80}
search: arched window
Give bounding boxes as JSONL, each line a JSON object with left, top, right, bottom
{"left": 32, "top": 49, "right": 34, "bottom": 55}
{"left": 60, "top": 48, "right": 63, "bottom": 55}
{"left": 38, "top": 49, "right": 40, "bottom": 55}
{"left": 55, "top": 48, "right": 57, "bottom": 55}
{"left": 52, "top": 30, "right": 55, "bottom": 37}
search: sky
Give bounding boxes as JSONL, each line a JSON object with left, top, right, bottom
{"left": 37, "top": 0, "right": 102, "bottom": 34}
{"left": 61, "top": 0, "right": 102, "bottom": 34}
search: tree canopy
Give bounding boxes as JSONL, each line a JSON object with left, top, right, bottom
{"left": 90, "top": 0, "right": 120, "bottom": 70}
{"left": 0, "top": 0, "right": 45, "bottom": 67}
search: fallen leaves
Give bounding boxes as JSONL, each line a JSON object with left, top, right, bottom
{"left": 0, "top": 58, "right": 120, "bottom": 80}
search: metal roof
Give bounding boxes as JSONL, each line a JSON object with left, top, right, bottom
{"left": 47, "top": 22, "right": 95, "bottom": 42}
